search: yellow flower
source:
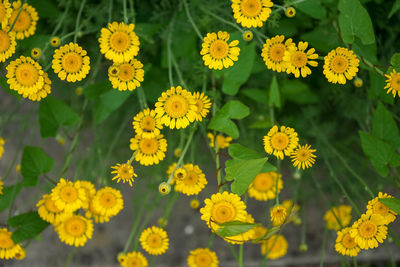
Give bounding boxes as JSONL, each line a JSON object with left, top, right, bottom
{"left": 231, "top": 0, "right": 273, "bottom": 28}
{"left": 173, "top": 167, "right": 187, "bottom": 181}
{"left": 282, "top": 199, "right": 300, "bottom": 223}
{"left": 290, "top": 144, "right": 317, "bottom": 170}
{"left": 223, "top": 213, "right": 256, "bottom": 244}
{"left": 99, "top": 21, "right": 140, "bottom": 64}
{"left": 0, "top": 28, "right": 16, "bottom": 62}
{"left": 190, "top": 199, "right": 200, "bottom": 210}
{"left": 0, "top": 228, "right": 23, "bottom": 259}
{"left": 0, "top": 179, "right": 3, "bottom": 195}
{"left": 56, "top": 214, "right": 94, "bottom": 247}
{"left": 261, "top": 35, "right": 295, "bottom": 72}
{"left": 52, "top": 42, "right": 91, "bottom": 82}
{"left": 132, "top": 109, "right": 163, "bottom": 139}
{"left": 353, "top": 77, "right": 363, "bottom": 87}
{"left": 350, "top": 213, "right": 388, "bottom": 249}
{"left": 200, "top": 31, "right": 240, "bottom": 70}
{"left": 248, "top": 172, "right": 283, "bottom": 201}
{"left": 51, "top": 178, "right": 86, "bottom": 213}
{"left": 31, "top": 47, "right": 41, "bottom": 59}
{"left": 191, "top": 92, "right": 212, "bottom": 122}
{"left": 155, "top": 86, "right": 197, "bottom": 129}
{"left": 242, "top": 30, "right": 253, "bottom": 41}
{"left": 261, "top": 234, "right": 288, "bottom": 260}
{"left": 174, "top": 163, "right": 207, "bottom": 196}
{"left": 0, "top": 137, "right": 4, "bottom": 159}
{"left": 23, "top": 72, "right": 51, "bottom": 101}
{"left": 75, "top": 180, "right": 96, "bottom": 210}
{"left": 92, "top": 186, "right": 123, "bottom": 217}
{"left": 0, "top": 0, "right": 12, "bottom": 28}
{"left": 158, "top": 182, "right": 171, "bottom": 195}
{"left": 50, "top": 36, "right": 60, "bottom": 47}
{"left": 200, "top": 191, "right": 247, "bottom": 231}
{"left": 111, "top": 161, "right": 137, "bottom": 187}
{"left": 366, "top": 192, "right": 397, "bottom": 224}
{"left": 285, "top": 7, "right": 296, "bottom": 18}
{"left": 263, "top": 125, "right": 299, "bottom": 160}
{"left": 207, "top": 133, "right": 232, "bottom": 150}
{"left": 139, "top": 226, "right": 169, "bottom": 255}
{"left": 8, "top": 1, "right": 38, "bottom": 40}
{"left": 85, "top": 201, "right": 111, "bottom": 224}
{"left": 187, "top": 248, "right": 219, "bottom": 267}
{"left": 36, "top": 193, "right": 71, "bottom": 225}
{"left": 120, "top": 251, "right": 148, "bottom": 267}
{"left": 324, "top": 205, "right": 352, "bottom": 230}
{"left": 129, "top": 134, "right": 167, "bottom": 166}
{"left": 283, "top": 41, "right": 318, "bottom": 78}
{"left": 13, "top": 245, "right": 25, "bottom": 260}
{"left": 15, "top": 164, "right": 21, "bottom": 173}
{"left": 323, "top": 47, "right": 359, "bottom": 84}
{"left": 384, "top": 69, "right": 400, "bottom": 98}
{"left": 109, "top": 59, "right": 144, "bottom": 91}
{"left": 270, "top": 205, "right": 287, "bottom": 226}
{"left": 252, "top": 225, "right": 268, "bottom": 243}
{"left": 174, "top": 148, "right": 181, "bottom": 157}
{"left": 335, "top": 227, "right": 360, "bottom": 257}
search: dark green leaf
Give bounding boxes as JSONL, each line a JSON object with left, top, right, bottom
{"left": 0, "top": 184, "right": 22, "bottom": 212}
{"left": 379, "top": 198, "right": 400, "bottom": 214}
{"left": 31, "top": 0, "right": 61, "bottom": 18}
{"left": 21, "top": 146, "right": 54, "bottom": 187}
{"left": 368, "top": 71, "right": 394, "bottom": 104}
{"left": 269, "top": 76, "right": 280, "bottom": 108}
{"left": 228, "top": 143, "right": 262, "bottom": 160}
{"left": 216, "top": 221, "right": 259, "bottom": 237}
{"left": 8, "top": 212, "right": 49, "bottom": 243}
{"left": 281, "top": 80, "right": 318, "bottom": 104}
{"left": 372, "top": 102, "right": 400, "bottom": 147}
{"left": 390, "top": 53, "right": 400, "bottom": 68}
{"left": 297, "top": 0, "right": 326, "bottom": 19}
{"left": 388, "top": 0, "right": 400, "bottom": 18}
{"left": 83, "top": 81, "right": 112, "bottom": 98}
{"left": 301, "top": 25, "right": 341, "bottom": 53}
{"left": 93, "top": 90, "right": 131, "bottom": 124}
{"left": 241, "top": 89, "right": 267, "bottom": 103}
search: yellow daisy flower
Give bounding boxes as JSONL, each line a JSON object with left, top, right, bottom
{"left": 120, "top": 251, "right": 148, "bottom": 267}
{"left": 129, "top": 134, "right": 167, "bottom": 166}
{"left": 23, "top": 72, "right": 51, "bottom": 101}
{"left": 200, "top": 191, "right": 247, "bottom": 231}
{"left": 8, "top": 1, "right": 38, "bottom": 40}
{"left": 366, "top": 192, "right": 397, "bottom": 224}
{"left": 109, "top": 59, "right": 144, "bottom": 91}
{"left": 223, "top": 213, "right": 256, "bottom": 244}
{"left": 14, "top": 245, "right": 25, "bottom": 260}
{"left": 173, "top": 167, "right": 187, "bottom": 181}
{"left": 75, "top": 180, "right": 96, "bottom": 210}
{"left": 92, "top": 186, "right": 123, "bottom": 217}
{"left": 263, "top": 125, "right": 299, "bottom": 160}
{"left": 248, "top": 172, "right": 283, "bottom": 201}
{"left": 50, "top": 36, "right": 60, "bottom": 47}
{"left": 335, "top": 227, "right": 360, "bottom": 257}
{"left": 290, "top": 144, "right": 317, "bottom": 170}
{"left": 231, "top": 0, "right": 273, "bottom": 28}
{"left": 174, "top": 163, "right": 208, "bottom": 196}
{"left": 207, "top": 133, "right": 232, "bottom": 150}
{"left": 270, "top": 205, "right": 287, "bottom": 226}
{"left": 111, "top": 161, "right": 137, "bottom": 187}
{"left": 200, "top": 31, "right": 240, "bottom": 70}
{"left": 99, "top": 21, "right": 140, "bottom": 64}
{"left": 324, "top": 205, "right": 352, "bottom": 230}
{"left": 0, "top": 179, "right": 3, "bottom": 195}
{"left": 285, "top": 7, "right": 296, "bottom": 18}
{"left": 0, "top": 0, "right": 12, "bottom": 28}
{"left": 261, "top": 35, "right": 295, "bottom": 72}
{"left": 190, "top": 199, "right": 200, "bottom": 210}
{"left": 261, "top": 234, "right": 288, "bottom": 260}
{"left": 384, "top": 69, "right": 400, "bottom": 98}
{"left": 187, "top": 248, "right": 219, "bottom": 267}
{"left": 0, "top": 137, "right": 4, "bottom": 159}
{"left": 283, "top": 41, "right": 318, "bottom": 78}
{"left": 85, "top": 201, "right": 111, "bottom": 224}
{"left": 132, "top": 108, "right": 163, "bottom": 138}
{"left": 323, "top": 47, "right": 359, "bottom": 84}
{"left": 51, "top": 178, "right": 86, "bottom": 213}
{"left": 56, "top": 214, "right": 94, "bottom": 247}
{"left": 0, "top": 228, "right": 23, "bottom": 259}
{"left": 350, "top": 213, "right": 388, "bottom": 249}
{"left": 36, "top": 193, "right": 71, "bottom": 225}
{"left": 139, "top": 226, "right": 169, "bottom": 255}
{"left": 52, "top": 42, "right": 90, "bottom": 82}
{"left": 0, "top": 28, "right": 16, "bottom": 62}
{"left": 155, "top": 86, "right": 197, "bottom": 129}
{"left": 191, "top": 92, "right": 212, "bottom": 122}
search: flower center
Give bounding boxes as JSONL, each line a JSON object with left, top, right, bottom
{"left": 147, "top": 233, "right": 162, "bottom": 248}
{"left": 64, "top": 217, "right": 86, "bottom": 237}
{"left": 331, "top": 55, "right": 349, "bottom": 74}
{"left": 126, "top": 257, "right": 143, "bottom": 267}
{"left": 139, "top": 138, "right": 159, "bottom": 154}
{"left": 253, "top": 173, "right": 273, "bottom": 191}
{"left": 184, "top": 171, "right": 198, "bottom": 185}
{"left": 164, "top": 95, "right": 190, "bottom": 118}
{"left": 15, "top": 63, "right": 39, "bottom": 87}
{"left": 110, "top": 31, "right": 130, "bottom": 52}
{"left": 372, "top": 202, "right": 389, "bottom": 216}
{"left": 175, "top": 168, "right": 187, "bottom": 180}
{"left": 60, "top": 185, "right": 78, "bottom": 203}
{"left": 296, "top": 148, "right": 310, "bottom": 162}
{"left": 119, "top": 63, "right": 135, "bottom": 82}
{"left": 0, "top": 30, "right": 10, "bottom": 52}
{"left": 390, "top": 74, "right": 400, "bottom": 91}
{"left": 209, "top": 40, "right": 229, "bottom": 60}
{"left": 291, "top": 51, "right": 307, "bottom": 68}
{"left": 118, "top": 165, "right": 132, "bottom": 180}
{"left": 10, "top": 10, "right": 31, "bottom": 32}
{"left": 62, "top": 52, "right": 83, "bottom": 73}
{"left": 212, "top": 201, "right": 236, "bottom": 224}
{"left": 270, "top": 132, "right": 289, "bottom": 150}
{"left": 195, "top": 252, "right": 213, "bottom": 267}
{"left": 44, "top": 197, "right": 61, "bottom": 213}
{"left": 359, "top": 221, "right": 377, "bottom": 238}
{"left": 140, "top": 116, "right": 156, "bottom": 131}
{"left": 99, "top": 192, "right": 117, "bottom": 209}
{"left": 0, "top": 231, "right": 14, "bottom": 249}
{"left": 270, "top": 44, "right": 285, "bottom": 62}
{"left": 241, "top": 0, "right": 262, "bottom": 17}
{"left": 342, "top": 233, "right": 357, "bottom": 249}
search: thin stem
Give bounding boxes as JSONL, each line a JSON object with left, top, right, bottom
{"left": 238, "top": 244, "right": 244, "bottom": 267}
{"left": 167, "top": 15, "right": 176, "bottom": 87}
{"left": 201, "top": 7, "right": 244, "bottom": 33}
{"left": 136, "top": 86, "right": 148, "bottom": 109}
{"left": 171, "top": 52, "right": 188, "bottom": 89}
{"left": 227, "top": 243, "right": 239, "bottom": 262}
{"left": 183, "top": 0, "right": 203, "bottom": 40}
{"left": 74, "top": 0, "right": 86, "bottom": 43}
{"left": 319, "top": 227, "right": 328, "bottom": 267}
{"left": 63, "top": 247, "right": 77, "bottom": 267}
{"left": 207, "top": 234, "right": 215, "bottom": 248}
{"left": 8, "top": 0, "right": 27, "bottom": 33}
{"left": 123, "top": 0, "right": 128, "bottom": 23}
{"left": 52, "top": 0, "right": 72, "bottom": 36}
{"left": 274, "top": 159, "right": 281, "bottom": 205}
{"left": 108, "top": 0, "right": 113, "bottom": 23}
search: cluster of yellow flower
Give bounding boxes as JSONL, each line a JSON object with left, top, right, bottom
{"left": 165, "top": 162, "right": 208, "bottom": 196}
{"left": 36, "top": 178, "right": 123, "bottom": 247}
{"left": 0, "top": 228, "right": 26, "bottom": 260}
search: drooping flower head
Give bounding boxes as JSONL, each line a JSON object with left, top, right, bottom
{"left": 187, "top": 248, "right": 219, "bottom": 267}
{"left": 283, "top": 41, "right": 318, "bottom": 78}
{"left": 270, "top": 205, "right": 287, "bottom": 226}
{"left": 231, "top": 0, "right": 273, "bottom": 28}
{"left": 111, "top": 161, "right": 137, "bottom": 186}
{"left": 0, "top": 28, "right": 16, "bottom": 62}
{"left": 132, "top": 109, "right": 163, "bottom": 138}
{"left": 350, "top": 213, "right": 388, "bottom": 249}
{"left": 335, "top": 227, "right": 360, "bottom": 257}
{"left": 129, "top": 134, "right": 167, "bottom": 166}
{"left": 323, "top": 47, "right": 359, "bottom": 84}
{"left": 248, "top": 172, "right": 282, "bottom": 201}
{"left": 290, "top": 144, "right": 317, "bottom": 170}
{"left": 261, "top": 234, "right": 288, "bottom": 260}
{"left": 261, "top": 35, "right": 295, "bottom": 72}
{"left": 263, "top": 125, "right": 299, "bottom": 160}
{"left": 139, "top": 226, "right": 169, "bottom": 255}
{"left": 108, "top": 59, "right": 144, "bottom": 91}
{"left": 56, "top": 214, "right": 94, "bottom": 247}
{"left": 174, "top": 163, "right": 207, "bottom": 196}
{"left": 8, "top": 1, "right": 38, "bottom": 40}
{"left": 384, "top": 69, "right": 400, "bottom": 98}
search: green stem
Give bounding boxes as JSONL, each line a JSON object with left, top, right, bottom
{"left": 108, "top": 0, "right": 113, "bottom": 23}
{"left": 238, "top": 244, "right": 244, "bottom": 267}
{"left": 183, "top": 0, "right": 203, "bottom": 40}
{"left": 207, "top": 234, "right": 215, "bottom": 248}
{"left": 137, "top": 86, "right": 148, "bottom": 109}
{"left": 227, "top": 243, "right": 239, "bottom": 262}
{"left": 319, "top": 227, "right": 328, "bottom": 267}
{"left": 274, "top": 159, "right": 281, "bottom": 205}
{"left": 73, "top": 0, "right": 86, "bottom": 43}
{"left": 52, "top": 0, "right": 72, "bottom": 36}
{"left": 352, "top": 257, "right": 357, "bottom": 267}
{"left": 200, "top": 7, "right": 243, "bottom": 33}
{"left": 171, "top": 52, "right": 188, "bottom": 89}
{"left": 123, "top": 0, "right": 128, "bottom": 23}
{"left": 167, "top": 15, "right": 176, "bottom": 87}
{"left": 8, "top": 0, "right": 27, "bottom": 33}
{"left": 63, "top": 247, "right": 77, "bottom": 267}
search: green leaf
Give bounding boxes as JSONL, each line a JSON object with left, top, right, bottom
{"left": 301, "top": 25, "right": 341, "bottom": 53}
{"left": 0, "top": 184, "right": 22, "bottom": 212}
{"left": 269, "top": 76, "right": 280, "bottom": 108}
{"left": 368, "top": 71, "right": 394, "bottom": 104}
{"left": 261, "top": 162, "right": 277, "bottom": 173}
{"left": 241, "top": 88, "right": 267, "bottom": 103}
{"left": 297, "top": 0, "right": 326, "bottom": 19}
{"left": 21, "top": 146, "right": 54, "bottom": 187}
{"left": 388, "top": 0, "right": 400, "bottom": 18}
{"left": 8, "top": 212, "right": 49, "bottom": 243}
{"left": 216, "top": 221, "right": 259, "bottom": 237}
{"left": 372, "top": 102, "right": 400, "bottom": 147}
{"left": 39, "top": 96, "right": 80, "bottom": 138}
{"left": 83, "top": 81, "right": 112, "bottom": 98}
{"left": 135, "top": 23, "right": 162, "bottom": 44}
{"left": 222, "top": 42, "right": 256, "bottom": 95}
{"left": 390, "top": 53, "right": 400, "bottom": 68}
{"left": 93, "top": 90, "right": 131, "bottom": 124}
{"left": 338, "top": 0, "right": 375, "bottom": 45}
{"left": 31, "top": 0, "right": 60, "bottom": 18}
{"left": 228, "top": 143, "right": 262, "bottom": 160}
{"left": 379, "top": 198, "right": 400, "bottom": 214}
{"left": 281, "top": 80, "right": 318, "bottom": 104}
